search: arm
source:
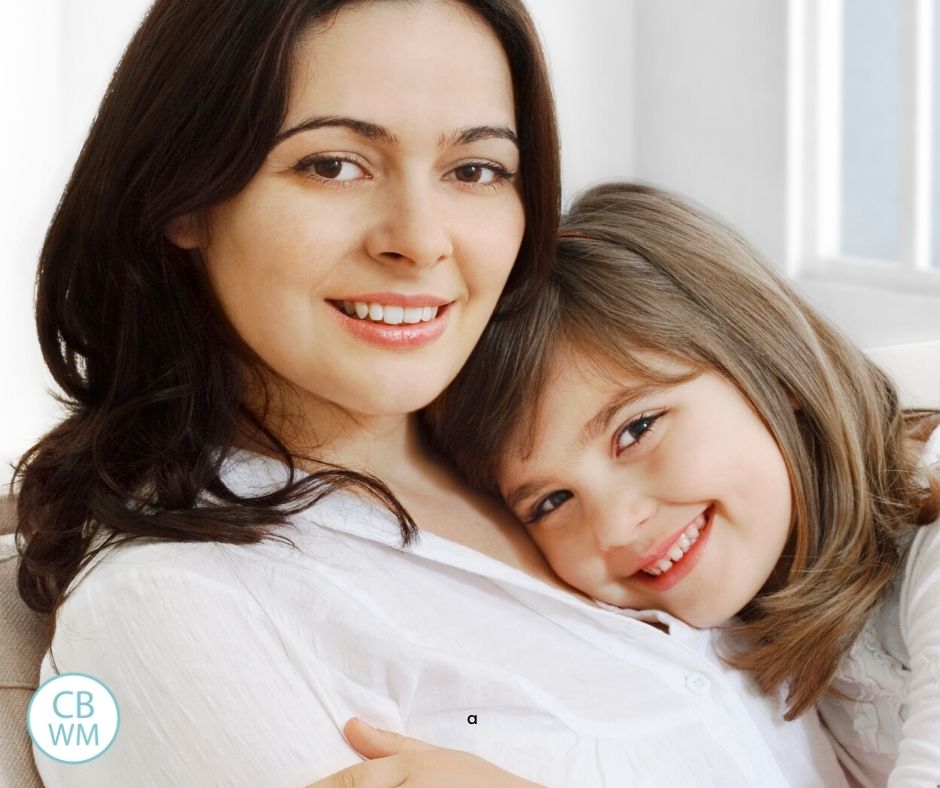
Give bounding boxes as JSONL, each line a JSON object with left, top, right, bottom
{"left": 890, "top": 522, "right": 940, "bottom": 786}
{"left": 33, "top": 556, "right": 358, "bottom": 787}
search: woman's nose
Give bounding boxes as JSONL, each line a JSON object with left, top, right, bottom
{"left": 365, "top": 179, "right": 453, "bottom": 270}
{"left": 588, "top": 491, "right": 656, "bottom": 553}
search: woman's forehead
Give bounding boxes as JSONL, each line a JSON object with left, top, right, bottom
{"left": 282, "top": 1, "right": 516, "bottom": 135}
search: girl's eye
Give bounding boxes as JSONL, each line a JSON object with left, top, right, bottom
{"left": 449, "top": 162, "right": 515, "bottom": 186}
{"left": 299, "top": 156, "right": 369, "bottom": 183}
{"left": 615, "top": 412, "right": 664, "bottom": 454}
{"left": 528, "top": 489, "right": 572, "bottom": 524}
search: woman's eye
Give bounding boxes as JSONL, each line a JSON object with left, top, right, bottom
{"left": 449, "top": 162, "right": 514, "bottom": 185}
{"left": 529, "top": 489, "right": 572, "bottom": 523}
{"left": 615, "top": 412, "right": 664, "bottom": 454}
{"left": 301, "top": 157, "right": 368, "bottom": 182}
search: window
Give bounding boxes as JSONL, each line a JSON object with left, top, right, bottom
{"left": 792, "top": 0, "right": 940, "bottom": 292}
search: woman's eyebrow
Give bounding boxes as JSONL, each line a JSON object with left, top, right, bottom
{"left": 442, "top": 125, "right": 519, "bottom": 149}
{"left": 273, "top": 115, "right": 518, "bottom": 150}
{"left": 274, "top": 115, "right": 398, "bottom": 147}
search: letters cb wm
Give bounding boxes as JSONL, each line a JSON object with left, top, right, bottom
{"left": 27, "top": 673, "right": 120, "bottom": 764}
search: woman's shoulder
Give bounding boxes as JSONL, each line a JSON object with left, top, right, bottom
{"left": 52, "top": 538, "right": 262, "bottom": 642}
{"left": 65, "top": 536, "right": 245, "bottom": 598}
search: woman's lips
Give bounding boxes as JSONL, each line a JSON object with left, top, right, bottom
{"left": 328, "top": 299, "right": 451, "bottom": 349}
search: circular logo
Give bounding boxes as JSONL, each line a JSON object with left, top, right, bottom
{"left": 27, "top": 673, "right": 120, "bottom": 764}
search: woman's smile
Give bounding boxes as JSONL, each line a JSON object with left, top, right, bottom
{"left": 176, "top": 0, "right": 525, "bottom": 423}
{"left": 328, "top": 295, "right": 452, "bottom": 349}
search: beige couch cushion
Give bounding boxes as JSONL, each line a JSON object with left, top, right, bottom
{"left": 0, "top": 498, "right": 47, "bottom": 787}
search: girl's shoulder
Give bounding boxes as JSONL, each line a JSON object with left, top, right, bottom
{"left": 902, "top": 423, "right": 940, "bottom": 589}
{"left": 901, "top": 514, "right": 940, "bottom": 595}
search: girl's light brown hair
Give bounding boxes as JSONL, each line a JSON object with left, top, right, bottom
{"left": 425, "top": 181, "right": 940, "bottom": 719}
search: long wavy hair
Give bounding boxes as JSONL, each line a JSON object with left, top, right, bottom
{"left": 14, "top": 0, "right": 560, "bottom": 627}
{"left": 425, "top": 182, "right": 940, "bottom": 719}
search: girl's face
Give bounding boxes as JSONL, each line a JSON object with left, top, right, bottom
{"left": 186, "top": 1, "right": 524, "bottom": 420}
{"left": 498, "top": 346, "right": 793, "bottom": 627}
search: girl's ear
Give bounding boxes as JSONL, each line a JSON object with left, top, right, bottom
{"left": 165, "top": 213, "right": 204, "bottom": 250}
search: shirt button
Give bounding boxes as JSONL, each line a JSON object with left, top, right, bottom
{"left": 686, "top": 673, "right": 711, "bottom": 694}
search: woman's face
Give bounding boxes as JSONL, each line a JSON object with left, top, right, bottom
{"left": 192, "top": 0, "right": 524, "bottom": 421}
{"left": 498, "top": 348, "right": 793, "bottom": 628}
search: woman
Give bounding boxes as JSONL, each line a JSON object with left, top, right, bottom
{"left": 16, "top": 1, "right": 845, "bottom": 785}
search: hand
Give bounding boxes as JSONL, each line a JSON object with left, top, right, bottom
{"left": 304, "top": 717, "right": 546, "bottom": 787}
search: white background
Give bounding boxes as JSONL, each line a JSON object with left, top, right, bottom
{"left": 2, "top": 0, "right": 939, "bottom": 489}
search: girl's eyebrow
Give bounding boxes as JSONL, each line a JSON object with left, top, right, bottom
{"left": 273, "top": 115, "right": 518, "bottom": 150}
{"left": 504, "top": 478, "right": 551, "bottom": 514}
{"left": 577, "top": 384, "right": 665, "bottom": 449}
{"left": 504, "top": 383, "right": 666, "bottom": 513}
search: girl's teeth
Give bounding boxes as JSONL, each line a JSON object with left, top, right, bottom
{"left": 641, "top": 511, "right": 709, "bottom": 578}
{"left": 342, "top": 301, "right": 441, "bottom": 325}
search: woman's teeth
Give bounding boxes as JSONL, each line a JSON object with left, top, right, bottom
{"left": 642, "top": 512, "right": 707, "bottom": 577}
{"left": 340, "top": 301, "right": 439, "bottom": 325}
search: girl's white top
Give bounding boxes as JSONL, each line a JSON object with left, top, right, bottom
{"left": 33, "top": 449, "right": 846, "bottom": 788}
{"left": 818, "top": 428, "right": 940, "bottom": 787}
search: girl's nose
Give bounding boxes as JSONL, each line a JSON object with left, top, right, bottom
{"left": 365, "top": 179, "right": 453, "bottom": 270}
{"left": 589, "top": 490, "right": 656, "bottom": 553}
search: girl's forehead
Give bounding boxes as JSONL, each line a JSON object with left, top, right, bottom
{"left": 499, "top": 343, "right": 701, "bottom": 465}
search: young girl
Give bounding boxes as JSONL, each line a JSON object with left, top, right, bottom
{"left": 426, "top": 182, "right": 940, "bottom": 786}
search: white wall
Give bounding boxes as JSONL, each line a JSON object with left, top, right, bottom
{"left": 2, "top": 5, "right": 67, "bottom": 494}
{"left": 525, "top": 0, "right": 636, "bottom": 200}
{"left": 1, "top": 1, "right": 152, "bottom": 491}
{"left": 634, "top": 1, "right": 789, "bottom": 266}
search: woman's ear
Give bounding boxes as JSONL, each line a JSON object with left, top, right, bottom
{"left": 165, "top": 213, "right": 204, "bottom": 250}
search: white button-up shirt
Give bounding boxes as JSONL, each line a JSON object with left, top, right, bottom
{"left": 35, "top": 450, "right": 847, "bottom": 787}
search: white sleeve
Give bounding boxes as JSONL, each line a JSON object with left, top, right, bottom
{"left": 33, "top": 559, "right": 360, "bottom": 788}
{"left": 890, "top": 522, "right": 940, "bottom": 787}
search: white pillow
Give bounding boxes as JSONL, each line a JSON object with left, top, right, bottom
{"left": 866, "top": 341, "right": 940, "bottom": 410}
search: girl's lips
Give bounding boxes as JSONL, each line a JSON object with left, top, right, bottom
{"left": 328, "top": 300, "right": 451, "bottom": 349}
{"left": 632, "top": 507, "right": 714, "bottom": 592}
{"left": 635, "top": 510, "right": 708, "bottom": 574}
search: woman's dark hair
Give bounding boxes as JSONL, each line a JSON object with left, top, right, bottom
{"left": 425, "top": 181, "right": 940, "bottom": 719}
{"left": 14, "top": 0, "right": 560, "bottom": 626}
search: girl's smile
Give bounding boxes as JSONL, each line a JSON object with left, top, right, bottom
{"left": 498, "top": 346, "right": 794, "bottom": 627}
{"left": 631, "top": 505, "right": 713, "bottom": 591}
